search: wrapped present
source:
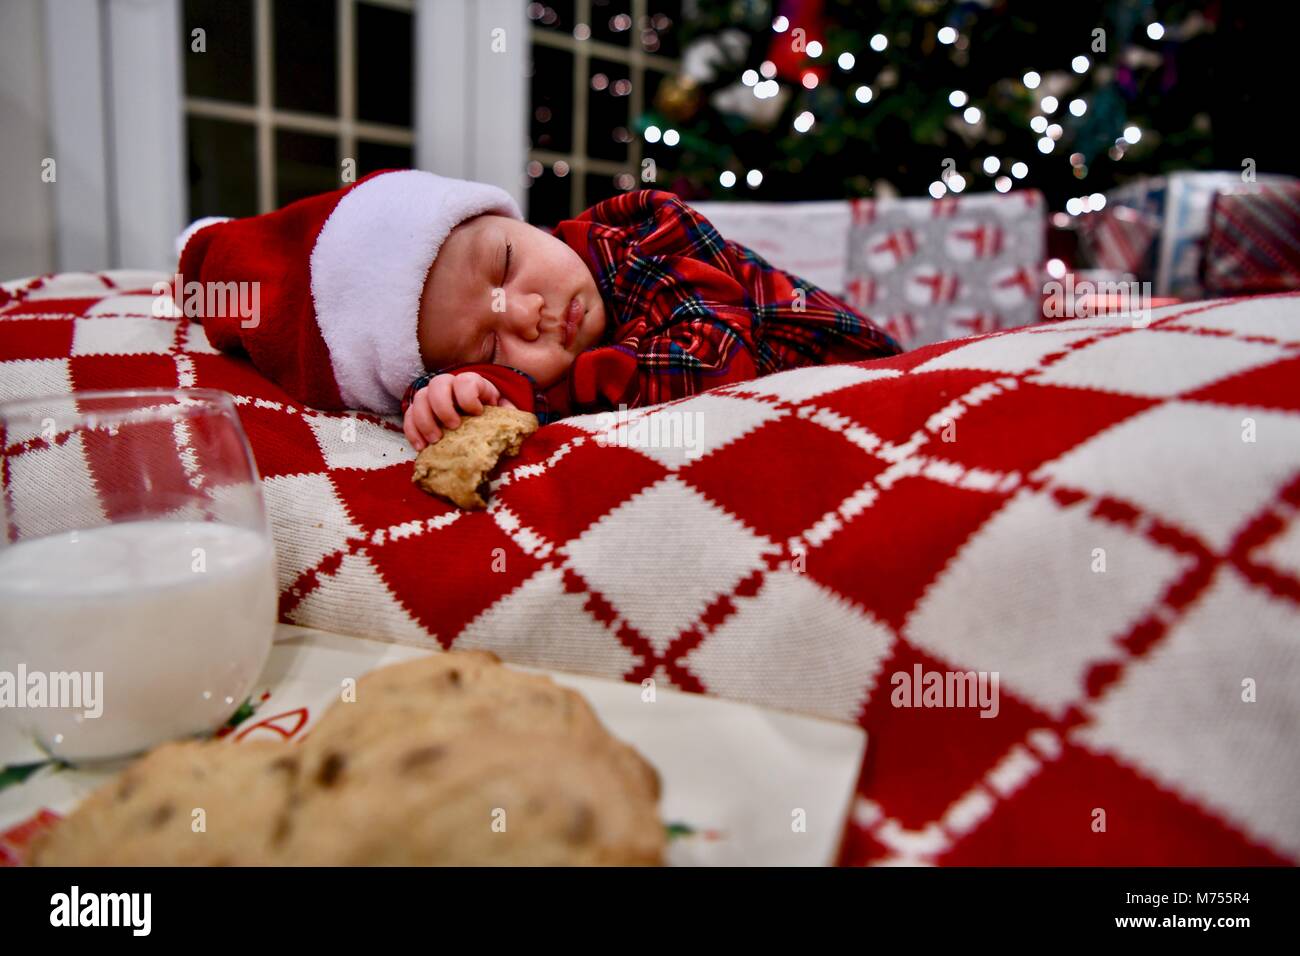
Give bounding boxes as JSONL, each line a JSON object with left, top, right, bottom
{"left": 1106, "top": 172, "right": 1297, "bottom": 299}
{"left": 1203, "top": 183, "right": 1300, "bottom": 295}
{"left": 1076, "top": 204, "right": 1162, "bottom": 277}
{"left": 689, "top": 198, "right": 853, "bottom": 297}
{"left": 843, "top": 191, "right": 1047, "bottom": 348}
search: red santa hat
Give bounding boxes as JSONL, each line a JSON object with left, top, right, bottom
{"left": 173, "top": 168, "right": 523, "bottom": 414}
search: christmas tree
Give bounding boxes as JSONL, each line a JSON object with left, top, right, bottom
{"left": 640, "top": 0, "right": 1230, "bottom": 211}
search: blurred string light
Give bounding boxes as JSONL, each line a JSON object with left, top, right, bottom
{"left": 644, "top": 125, "right": 661, "bottom": 143}
{"left": 1064, "top": 193, "right": 1110, "bottom": 215}
{"left": 687, "top": 16, "right": 1147, "bottom": 201}
{"left": 1047, "top": 258, "right": 1067, "bottom": 278}
{"left": 662, "top": 128, "right": 680, "bottom": 146}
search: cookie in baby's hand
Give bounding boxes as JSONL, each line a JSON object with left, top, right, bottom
{"left": 411, "top": 405, "right": 539, "bottom": 509}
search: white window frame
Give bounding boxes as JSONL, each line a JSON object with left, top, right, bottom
{"left": 185, "top": 0, "right": 418, "bottom": 215}
{"left": 39, "top": 0, "right": 523, "bottom": 272}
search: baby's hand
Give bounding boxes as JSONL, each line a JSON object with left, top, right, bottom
{"left": 404, "top": 371, "right": 517, "bottom": 451}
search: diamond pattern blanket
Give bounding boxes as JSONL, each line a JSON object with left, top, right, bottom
{"left": 2, "top": 271, "right": 1298, "bottom": 865}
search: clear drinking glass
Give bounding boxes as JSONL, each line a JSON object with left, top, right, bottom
{"left": 0, "top": 389, "right": 277, "bottom": 763}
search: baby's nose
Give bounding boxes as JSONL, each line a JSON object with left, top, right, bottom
{"left": 509, "top": 292, "right": 547, "bottom": 337}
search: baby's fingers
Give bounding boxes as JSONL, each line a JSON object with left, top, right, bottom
{"left": 428, "top": 375, "right": 461, "bottom": 430}
{"left": 408, "top": 393, "right": 442, "bottom": 447}
{"left": 452, "top": 374, "right": 487, "bottom": 416}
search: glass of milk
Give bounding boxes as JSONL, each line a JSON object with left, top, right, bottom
{"left": 0, "top": 389, "right": 277, "bottom": 763}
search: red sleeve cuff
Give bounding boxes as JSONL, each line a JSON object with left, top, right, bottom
{"left": 401, "top": 363, "right": 540, "bottom": 416}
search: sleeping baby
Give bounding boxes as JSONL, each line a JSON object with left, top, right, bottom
{"left": 173, "top": 169, "right": 901, "bottom": 449}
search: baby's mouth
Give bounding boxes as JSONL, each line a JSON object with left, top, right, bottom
{"left": 563, "top": 296, "right": 583, "bottom": 347}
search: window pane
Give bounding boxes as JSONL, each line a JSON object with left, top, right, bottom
{"left": 641, "top": 69, "right": 672, "bottom": 186}
{"left": 585, "top": 172, "right": 629, "bottom": 210}
{"left": 357, "top": 140, "right": 414, "bottom": 177}
{"left": 526, "top": 168, "right": 572, "bottom": 228}
{"left": 529, "top": 44, "right": 573, "bottom": 153}
{"left": 587, "top": 58, "right": 630, "bottom": 162}
{"left": 527, "top": 1, "right": 575, "bottom": 34}
{"left": 356, "top": 2, "right": 412, "bottom": 127}
{"left": 275, "top": 0, "right": 337, "bottom": 116}
{"left": 590, "top": 0, "right": 631, "bottom": 47}
{"left": 183, "top": 0, "right": 254, "bottom": 104}
{"left": 186, "top": 116, "right": 258, "bottom": 220}
{"left": 276, "top": 129, "right": 339, "bottom": 207}
{"left": 642, "top": 2, "right": 681, "bottom": 58}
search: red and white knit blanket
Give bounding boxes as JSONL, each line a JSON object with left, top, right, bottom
{"left": 2, "top": 271, "right": 1298, "bottom": 865}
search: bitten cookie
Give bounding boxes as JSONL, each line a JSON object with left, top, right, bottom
{"left": 412, "top": 405, "right": 539, "bottom": 509}
{"left": 27, "top": 740, "right": 298, "bottom": 866}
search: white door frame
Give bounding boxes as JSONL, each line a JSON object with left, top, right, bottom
{"left": 43, "top": 0, "right": 185, "bottom": 273}
{"left": 416, "top": 0, "right": 528, "bottom": 210}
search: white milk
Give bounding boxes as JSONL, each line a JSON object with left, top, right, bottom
{"left": 0, "top": 520, "right": 276, "bottom": 762}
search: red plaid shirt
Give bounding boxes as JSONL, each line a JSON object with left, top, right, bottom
{"left": 402, "top": 189, "right": 901, "bottom": 423}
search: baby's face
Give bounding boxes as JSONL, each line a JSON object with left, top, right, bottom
{"left": 417, "top": 214, "right": 607, "bottom": 388}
